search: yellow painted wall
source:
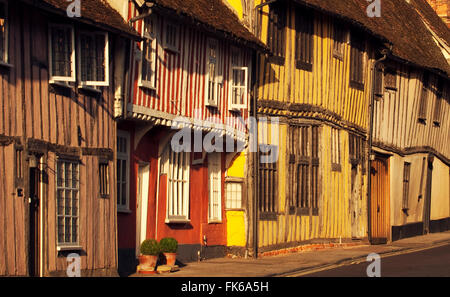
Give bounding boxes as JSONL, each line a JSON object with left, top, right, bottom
{"left": 226, "top": 152, "right": 246, "bottom": 247}
{"left": 226, "top": 211, "right": 246, "bottom": 246}
{"left": 227, "top": 152, "right": 246, "bottom": 178}
{"left": 254, "top": 2, "right": 371, "bottom": 249}
{"left": 225, "top": 0, "right": 244, "bottom": 20}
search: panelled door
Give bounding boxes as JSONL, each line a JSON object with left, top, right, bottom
{"left": 370, "top": 154, "right": 390, "bottom": 244}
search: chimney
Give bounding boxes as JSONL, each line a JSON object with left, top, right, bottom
{"left": 426, "top": 0, "right": 450, "bottom": 28}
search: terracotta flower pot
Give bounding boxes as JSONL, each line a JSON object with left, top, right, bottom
{"left": 164, "top": 252, "right": 177, "bottom": 267}
{"left": 139, "top": 255, "right": 158, "bottom": 272}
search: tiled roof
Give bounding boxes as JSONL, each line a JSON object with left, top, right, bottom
{"left": 28, "top": 0, "right": 139, "bottom": 37}
{"left": 294, "top": 0, "right": 450, "bottom": 75}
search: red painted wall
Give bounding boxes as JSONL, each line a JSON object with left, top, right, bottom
{"left": 118, "top": 125, "right": 227, "bottom": 251}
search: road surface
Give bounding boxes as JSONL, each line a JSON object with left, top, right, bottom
{"left": 295, "top": 243, "right": 450, "bottom": 277}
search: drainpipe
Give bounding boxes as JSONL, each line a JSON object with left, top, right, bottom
{"left": 252, "top": 53, "right": 260, "bottom": 259}
{"left": 367, "top": 48, "right": 389, "bottom": 243}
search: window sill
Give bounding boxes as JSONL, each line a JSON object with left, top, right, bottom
{"left": 49, "top": 80, "right": 72, "bottom": 88}
{"left": 78, "top": 85, "right": 102, "bottom": 94}
{"left": 267, "top": 55, "right": 285, "bottom": 66}
{"left": 57, "top": 245, "right": 83, "bottom": 252}
{"left": 349, "top": 80, "right": 364, "bottom": 91}
{"left": 0, "top": 61, "right": 14, "bottom": 68}
{"left": 289, "top": 207, "right": 319, "bottom": 216}
{"left": 296, "top": 60, "right": 313, "bottom": 72}
{"left": 165, "top": 218, "right": 190, "bottom": 224}
{"left": 117, "top": 208, "right": 132, "bottom": 214}
{"left": 259, "top": 212, "right": 278, "bottom": 221}
{"left": 138, "top": 83, "right": 156, "bottom": 91}
{"left": 208, "top": 220, "right": 223, "bottom": 224}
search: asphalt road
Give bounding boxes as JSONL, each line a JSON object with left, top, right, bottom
{"left": 299, "top": 243, "right": 450, "bottom": 277}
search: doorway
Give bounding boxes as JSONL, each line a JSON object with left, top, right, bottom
{"left": 28, "top": 155, "right": 41, "bottom": 276}
{"left": 423, "top": 155, "right": 434, "bottom": 234}
{"left": 370, "top": 154, "right": 390, "bottom": 244}
{"left": 136, "top": 162, "right": 150, "bottom": 257}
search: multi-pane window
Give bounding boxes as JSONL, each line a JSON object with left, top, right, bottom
{"left": 289, "top": 125, "right": 319, "bottom": 215}
{"left": 384, "top": 67, "right": 397, "bottom": 90}
{"left": 267, "top": 2, "right": 286, "bottom": 61}
{"left": 78, "top": 32, "right": 109, "bottom": 86}
{"left": 206, "top": 39, "right": 223, "bottom": 107}
{"left": 402, "top": 162, "right": 411, "bottom": 211}
{"left": 166, "top": 147, "right": 190, "bottom": 222}
{"left": 374, "top": 65, "right": 384, "bottom": 97}
{"left": 15, "top": 148, "right": 23, "bottom": 188}
{"left": 208, "top": 153, "right": 222, "bottom": 222}
{"left": 349, "top": 133, "right": 366, "bottom": 173}
{"left": 350, "top": 31, "right": 365, "bottom": 89}
{"left": 56, "top": 159, "right": 79, "bottom": 246}
{"left": 225, "top": 180, "right": 243, "bottom": 209}
{"left": 258, "top": 153, "right": 278, "bottom": 215}
{"left": 333, "top": 24, "right": 346, "bottom": 60}
{"left": 418, "top": 72, "right": 429, "bottom": 123}
{"left": 117, "top": 130, "right": 130, "bottom": 211}
{"left": 99, "top": 161, "right": 109, "bottom": 198}
{"left": 433, "top": 79, "right": 443, "bottom": 126}
{"left": 139, "top": 16, "right": 157, "bottom": 89}
{"left": 163, "top": 22, "right": 178, "bottom": 52}
{"left": 0, "top": 1, "right": 8, "bottom": 63}
{"left": 295, "top": 8, "right": 314, "bottom": 71}
{"left": 331, "top": 128, "right": 341, "bottom": 171}
{"left": 49, "top": 24, "right": 75, "bottom": 82}
{"left": 230, "top": 66, "right": 248, "bottom": 110}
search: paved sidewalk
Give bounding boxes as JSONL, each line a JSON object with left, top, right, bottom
{"left": 131, "top": 231, "right": 450, "bottom": 277}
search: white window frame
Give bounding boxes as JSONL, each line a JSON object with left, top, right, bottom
{"left": 138, "top": 16, "right": 157, "bottom": 89}
{"left": 225, "top": 179, "right": 243, "bottom": 210}
{"left": 208, "top": 153, "right": 222, "bottom": 223}
{"left": 229, "top": 66, "right": 248, "bottom": 110}
{"left": 117, "top": 130, "right": 130, "bottom": 213}
{"left": 48, "top": 24, "right": 76, "bottom": 83}
{"left": 205, "top": 38, "right": 223, "bottom": 107}
{"left": 165, "top": 148, "right": 190, "bottom": 223}
{"left": 56, "top": 159, "right": 80, "bottom": 247}
{"left": 77, "top": 31, "right": 109, "bottom": 86}
{"left": 162, "top": 21, "right": 179, "bottom": 53}
{"left": 0, "top": 0, "right": 9, "bottom": 65}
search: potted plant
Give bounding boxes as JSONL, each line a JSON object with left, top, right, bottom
{"left": 138, "top": 239, "right": 160, "bottom": 273}
{"left": 160, "top": 237, "right": 178, "bottom": 267}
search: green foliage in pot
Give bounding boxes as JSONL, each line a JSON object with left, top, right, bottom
{"left": 160, "top": 237, "right": 178, "bottom": 253}
{"left": 140, "top": 239, "right": 160, "bottom": 256}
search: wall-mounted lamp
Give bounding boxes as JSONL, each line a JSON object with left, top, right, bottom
{"left": 28, "top": 155, "right": 38, "bottom": 168}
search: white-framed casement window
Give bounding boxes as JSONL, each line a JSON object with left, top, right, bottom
{"left": 117, "top": 130, "right": 130, "bottom": 212}
{"left": 0, "top": 0, "right": 9, "bottom": 64}
{"left": 139, "top": 16, "right": 157, "bottom": 89}
{"left": 56, "top": 159, "right": 80, "bottom": 247}
{"left": 48, "top": 24, "right": 76, "bottom": 83}
{"left": 77, "top": 31, "right": 109, "bottom": 86}
{"left": 164, "top": 146, "right": 190, "bottom": 222}
{"left": 230, "top": 66, "right": 248, "bottom": 110}
{"left": 208, "top": 153, "right": 222, "bottom": 222}
{"left": 229, "top": 48, "right": 248, "bottom": 110}
{"left": 205, "top": 38, "right": 223, "bottom": 107}
{"left": 162, "top": 21, "right": 179, "bottom": 53}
